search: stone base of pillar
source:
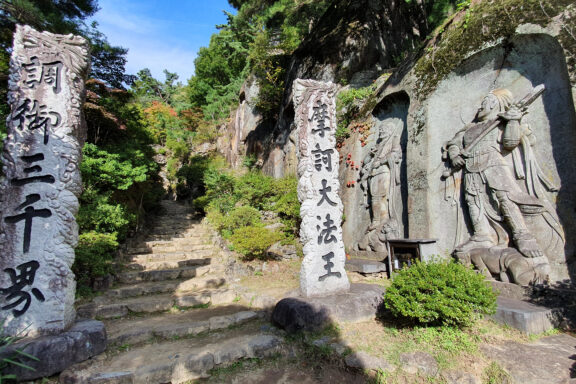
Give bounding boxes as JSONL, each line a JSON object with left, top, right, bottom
{"left": 271, "top": 283, "right": 385, "bottom": 333}
{"left": 0, "top": 319, "right": 107, "bottom": 381}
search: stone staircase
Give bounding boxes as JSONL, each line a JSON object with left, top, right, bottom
{"left": 62, "top": 200, "right": 283, "bottom": 383}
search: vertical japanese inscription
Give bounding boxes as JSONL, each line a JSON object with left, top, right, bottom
{"left": 0, "top": 25, "right": 89, "bottom": 336}
{"left": 293, "top": 79, "right": 350, "bottom": 298}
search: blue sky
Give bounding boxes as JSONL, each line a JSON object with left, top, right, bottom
{"left": 91, "top": 0, "right": 236, "bottom": 83}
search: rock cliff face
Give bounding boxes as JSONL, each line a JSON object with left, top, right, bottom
{"left": 218, "top": 0, "right": 429, "bottom": 177}
{"left": 218, "top": 0, "right": 576, "bottom": 283}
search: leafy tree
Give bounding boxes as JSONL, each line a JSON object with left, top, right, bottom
{"left": 83, "top": 22, "right": 136, "bottom": 88}
{"left": 132, "top": 68, "right": 181, "bottom": 105}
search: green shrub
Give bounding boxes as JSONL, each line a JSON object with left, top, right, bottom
{"left": 206, "top": 205, "right": 262, "bottom": 238}
{"left": 229, "top": 226, "right": 282, "bottom": 260}
{"left": 77, "top": 189, "right": 135, "bottom": 240}
{"left": 270, "top": 175, "right": 300, "bottom": 236}
{"left": 73, "top": 232, "right": 119, "bottom": 294}
{"left": 234, "top": 171, "right": 275, "bottom": 210}
{"left": 384, "top": 260, "right": 497, "bottom": 327}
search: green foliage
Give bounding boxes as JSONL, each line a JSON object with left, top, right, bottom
{"left": 207, "top": 205, "right": 262, "bottom": 238}
{"left": 77, "top": 188, "right": 135, "bottom": 239}
{"left": 384, "top": 260, "right": 497, "bottom": 327}
{"left": 409, "top": 326, "right": 478, "bottom": 354}
{"left": 336, "top": 85, "right": 376, "bottom": 139}
{"left": 0, "top": 318, "right": 39, "bottom": 382}
{"left": 132, "top": 68, "right": 181, "bottom": 105}
{"left": 483, "top": 362, "right": 512, "bottom": 384}
{"left": 234, "top": 171, "right": 275, "bottom": 209}
{"left": 81, "top": 143, "right": 150, "bottom": 191}
{"left": 82, "top": 22, "right": 135, "bottom": 88}
{"left": 229, "top": 226, "right": 282, "bottom": 260}
{"left": 73, "top": 231, "right": 118, "bottom": 291}
{"left": 414, "top": 0, "right": 573, "bottom": 96}
{"left": 270, "top": 175, "right": 300, "bottom": 236}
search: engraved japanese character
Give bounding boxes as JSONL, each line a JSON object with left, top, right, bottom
{"left": 311, "top": 100, "right": 330, "bottom": 137}
{"left": 0, "top": 261, "right": 45, "bottom": 317}
{"left": 312, "top": 144, "right": 333, "bottom": 172}
{"left": 12, "top": 99, "right": 61, "bottom": 144}
{"left": 10, "top": 153, "right": 55, "bottom": 186}
{"left": 318, "top": 252, "right": 342, "bottom": 281}
{"left": 317, "top": 179, "right": 337, "bottom": 207}
{"left": 4, "top": 194, "right": 52, "bottom": 253}
{"left": 316, "top": 214, "right": 337, "bottom": 244}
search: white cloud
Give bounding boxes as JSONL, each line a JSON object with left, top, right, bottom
{"left": 126, "top": 42, "right": 197, "bottom": 82}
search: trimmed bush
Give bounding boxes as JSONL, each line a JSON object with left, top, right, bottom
{"left": 229, "top": 226, "right": 283, "bottom": 260}
{"left": 73, "top": 231, "right": 118, "bottom": 295}
{"left": 207, "top": 205, "right": 262, "bottom": 237}
{"left": 384, "top": 260, "right": 497, "bottom": 327}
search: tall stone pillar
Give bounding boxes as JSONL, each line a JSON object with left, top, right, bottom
{"left": 0, "top": 25, "right": 89, "bottom": 336}
{"left": 293, "top": 79, "right": 350, "bottom": 297}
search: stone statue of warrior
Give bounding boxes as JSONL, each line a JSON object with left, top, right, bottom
{"left": 445, "top": 87, "right": 564, "bottom": 264}
{"left": 356, "top": 122, "right": 402, "bottom": 252}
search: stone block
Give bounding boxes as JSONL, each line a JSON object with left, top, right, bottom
{"left": 480, "top": 334, "right": 576, "bottom": 384}
{"left": 126, "top": 299, "right": 173, "bottom": 314}
{"left": 344, "top": 351, "right": 393, "bottom": 372}
{"left": 210, "top": 289, "right": 237, "bottom": 305}
{"left": 209, "top": 315, "right": 235, "bottom": 330}
{"left": 176, "top": 293, "right": 210, "bottom": 307}
{"left": 272, "top": 283, "right": 385, "bottom": 333}
{"left": 0, "top": 320, "right": 106, "bottom": 381}
{"left": 345, "top": 259, "right": 387, "bottom": 274}
{"left": 88, "top": 372, "right": 134, "bottom": 384}
{"left": 399, "top": 351, "right": 439, "bottom": 377}
{"left": 234, "top": 311, "right": 258, "bottom": 324}
{"left": 493, "top": 297, "right": 560, "bottom": 334}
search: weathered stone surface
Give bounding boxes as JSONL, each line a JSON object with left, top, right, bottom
{"left": 399, "top": 351, "right": 439, "bottom": 377}
{"left": 61, "top": 333, "right": 282, "bottom": 384}
{"left": 209, "top": 315, "right": 235, "bottom": 330}
{"left": 425, "top": 33, "right": 575, "bottom": 282}
{"left": 0, "top": 320, "right": 106, "bottom": 380}
{"left": 0, "top": 25, "right": 89, "bottom": 336}
{"left": 88, "top": 372, "right": 134, "bottom": 384}
{"left": 292, "top": 79, "right": 350, "bottom": 298}
{"left": 493, "top": 296, "right": 560, "bottom": 334}
{"left": 272, "top": 283, "right": 384, "bottom": 333}
{"left": 480, "top": 334, "right": 576, "bottom": 384}
{"left": 345, "top": 258, "right": 387, "bottom": 274}
{"left": 267, "top": 241, "right": 298, "bottom": 260}
{"left": 441, "top": 370, "right": 481, "bottom": 384}
{"left": 344, "top": 351, "right": 393, "bottom": 372}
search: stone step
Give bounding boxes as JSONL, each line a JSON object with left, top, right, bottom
{"left": 144, "top": 232, "right": 212, "bottom": 241}
{"left": 59, "top": 326, "right": 283, "bottom": 384}
{"left": 77, "top": 288, "right": 236, "bottom": 319}
{"left": 128, "top": 249, "right": 214, "bottom": 263}
{"left": 105, "top": 306, "right": 260, "bottom": 347}
{"left": 126, "top": 240, "right": 212, "bottom": 255}
{"left": 104, "top": 276, "right": 227, "bottom": 300}
{"left": 127, "top": 238, "right": 212, "bottom": 255}
{"left": 116, "top": 265, "right": 213, "bottom": 284}
{"left": 124, "top": 257, "right": 211, "bottom": 272}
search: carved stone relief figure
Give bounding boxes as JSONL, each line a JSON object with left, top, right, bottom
{"left": 356, "top": 121, "right": 402, "bottom": 252}
{"left": 444, "top": 87, "right": 564, "bottom": 285}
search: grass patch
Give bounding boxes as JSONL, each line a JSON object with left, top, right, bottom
{"left": 483, "top": 361, "right": 512, "bottom": 384}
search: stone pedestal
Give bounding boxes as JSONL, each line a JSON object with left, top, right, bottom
{"left": 0, "top": 319, "right": 106, "bottom": 381}
{"left": 493, "top": 297, "right": 561, "bottom": 334}
{"left": 272, "top": 284, "right": 384, "bottom": 333}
